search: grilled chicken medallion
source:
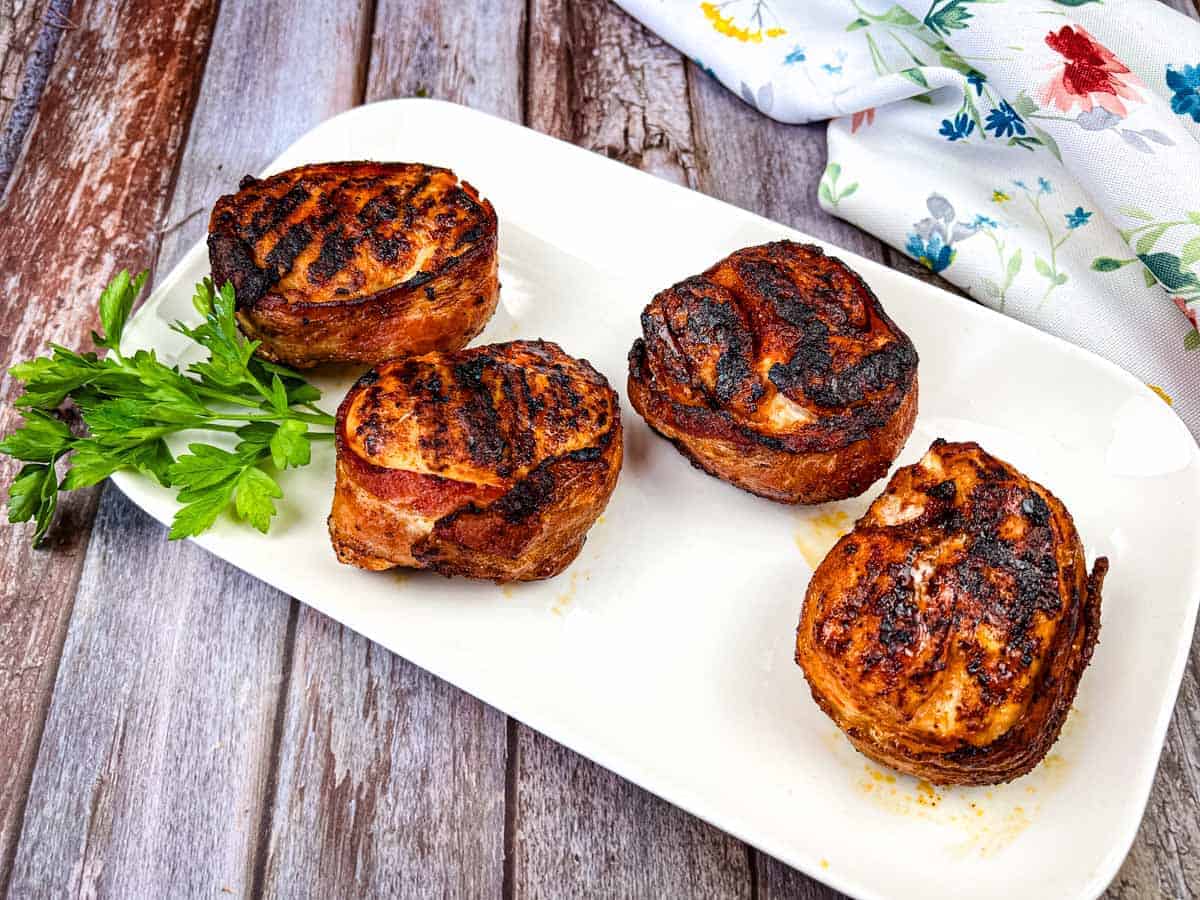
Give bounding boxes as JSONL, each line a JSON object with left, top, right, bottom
{"left": 796, "top": 440, "right": 1107, "bottom": 786}
{"left": 330, "top": 340, "right": 622, "bottom": 582}
{"left": 627, "top": 241, "right": 917, "bottom": 504}
{"left": 208, "top": 161, "right": 499, "bottom": 368}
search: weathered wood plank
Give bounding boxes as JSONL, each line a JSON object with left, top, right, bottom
{"left": 364, "top": 0, "right": 527, "bottom": 114}
{"left": 511, "top": 728, "right": 752, "bottom": 898}
{"left": 527, "top": 0, "right": 696, "bottom": 188}
{"left": 6, "top": 497, "right": 295, "bottom": 898}
{"left": 0, "top": 0, "right": 45, "bottom": 130}
{"left": 254, "top": 2, "right": 524, "bottom": 896}
{"left": 258, "top": 613, "right": 508, "bottom": 898}
{"left": 0, "top": 0, "right": 218, "bottom": 891}
{"left": 6, "top": 0, "right": 374, "bottom": 895}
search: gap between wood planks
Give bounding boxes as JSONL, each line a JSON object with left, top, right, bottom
{"left": 0, "top": 0, "right": 73, "bottom": 196}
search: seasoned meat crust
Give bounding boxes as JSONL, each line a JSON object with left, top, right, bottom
{"left": 208, "top": 161, "right": 499, "bottom": 368}
{"left": 627, "top": 241, "right": 917, "bottom": 504}
{"left": 796, "top": 440, "right": 1107, "bottom": 786}
{"left": 329, "top": 340, "right": 623, "bottom": 583}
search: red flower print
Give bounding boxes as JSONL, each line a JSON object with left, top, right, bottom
{"left": 1172, "top": 296, "right": 1198, "bottom": 331}
{"left": 851, "top": 107, "right": 875, "bottom": 133}
{"left": 1040, "top": 26, "right": 1143, "bottom": 117}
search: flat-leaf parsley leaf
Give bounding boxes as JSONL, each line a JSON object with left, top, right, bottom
{"left": 1, "top": 271, "right": 335, "bottom": 545}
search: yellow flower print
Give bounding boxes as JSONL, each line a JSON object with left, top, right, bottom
{"left": 992, "top": 190, "right": 1012, "bottom": 203}
{"left": 700, "top": 1, "right": 786, "bottom": 43}
{"left": 1147, "top": 384, "right": 1174, "bottom": 405}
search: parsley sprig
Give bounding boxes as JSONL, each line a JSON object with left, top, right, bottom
{"left": 1, "top": 271, "right": 335, "bottom": 544}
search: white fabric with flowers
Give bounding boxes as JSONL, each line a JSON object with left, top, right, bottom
{"left": 614, "top": 0, "right": 1200, "bottom": 434}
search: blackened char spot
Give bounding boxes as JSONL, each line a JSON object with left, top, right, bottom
{"left": 372, "top": 236, "right": 402, "bottom": 265}
{"left": 684, "top": 297, "right": 758, "bottom": 405}
{"left": 928, "top": 479, "right": 957, "bottom": 500}
{"left": 493, "top": 465, "right": 554, "bottom": 523}
{"left": 565, "top": 446, "right": 603, "bottom": 462}
{"left": 1020, "top": 493, "right": 1051, "bottom": 525}
{"left": 308, "top": 229, "right": 358, "bottom": 283}
{"left": 453, "top": 356, "right": 508, "bottom": 471}
{"left": 456, "top": 224, "right": 484, "bottom": 247}
{"left": 352, "top": 369, "right": 380, "bottom": 390}
{"left": 875, "top": 567, "right": 917, "bottom": 649}
{"left": 246, "top": 183, "right": 311, "bottom": 244}
{"left": 264, "top": 221, "right": 312, "bottom": 276}
{"left": 358, "top": 189, "right": 399, "bottom": 225}
{"left": 804, "top": 341, "right": 917, "bottom": 409}
{"left": 208, "top": 232, "right": 273, "bottom": 308}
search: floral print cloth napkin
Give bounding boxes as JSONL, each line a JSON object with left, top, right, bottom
{"left": 614, "top": 0, "right": 1200, "bottom": 436}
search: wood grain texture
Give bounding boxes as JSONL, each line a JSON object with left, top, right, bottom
{"left": 258, "top": 611, "right": 507, "bottom": 898}
{"left": 510, "top": 728, "right": 752, "bottom": 899}
{"left": 6, "top": 496, "right": 293, "bottom": 898}
{"left": 365, "top": 0, "right": 527, "bottom": 115}
{"left": 253, "top": 2, "right": 525, "bottom": 896}
{"left": 0, "top": 0, "right": 218, "bottom": 892}
{"left": 7, "top": 0, "right": 375, "bottom": 896}
{"left": 527, "top": 0, "right": 696, "bottom": 187}
{"left": 0, "top": 0, "right": 45, "bottom": 130}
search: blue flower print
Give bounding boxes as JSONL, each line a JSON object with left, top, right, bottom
{"left": 821, "top": 50, "right": 847, "bottom": 77}
{"left": 784, "top": 45, "right": 806, "bottom": 65}
{"left": 906, "top": 194, "right": 985, "bottom": 274}
{"left": 984, "top": 100, "right": 1026, "bottom": 138}
{"left": 906, "top": 232, "right": 955, "bottom": 272}
{"left": 1166, "top": 64, "right": 1200, "bottom": 122}
{"left": 967, "top": 71, "right": 986, "bottom": 95}
{"left": 1065, "top": 207, "right": 1092, "bottom": 229}
{"left": 939, "top": 113, "right": 975, "bottom": 141}
{"left": 1037, "top": 177, "right": 1053, "bottom": 195}
{"left": 972, "top": 214, "right": 999, "bottom": 229}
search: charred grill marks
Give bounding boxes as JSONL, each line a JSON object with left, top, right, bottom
{"left": 797, "top": 440, "right": 1105, "bottom": 785}
{"left": 628, "top": 240, "right": 916, "bottom": 496}
{"left": 330, "top": 340, "right": 623, "bottom": 583}
{"left": 210, "top": 162, "right": 492, "bottom": 308}
{"left": 208, "top": 161, "right": 500, "bottom": 369}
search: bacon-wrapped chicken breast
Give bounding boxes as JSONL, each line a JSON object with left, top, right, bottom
{"left": 329, "top": 340, "right": 622, "bottom": 582}
{"left": 796, "top": 439, "right": 1107, "bottom": 785}
{"left": 208, "top": 161, "right": 498, "bottom": 368}
{"left": 627, "top": 241, "right": 917, "bottom": 504}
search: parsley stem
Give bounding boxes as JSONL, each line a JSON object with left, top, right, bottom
{"left": 185, "top": 386, "right": 334, "bottom": 426}
{"left": 206, "top": 411, "right": 335, "bottom": 426}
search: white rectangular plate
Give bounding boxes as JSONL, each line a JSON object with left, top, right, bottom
{"left": 114, "top": 99, "right": 1200, "bottom": 900}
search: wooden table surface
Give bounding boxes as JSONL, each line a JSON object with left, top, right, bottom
{"left": 2, "top": 1, "right": 1199, "bottom": 897}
